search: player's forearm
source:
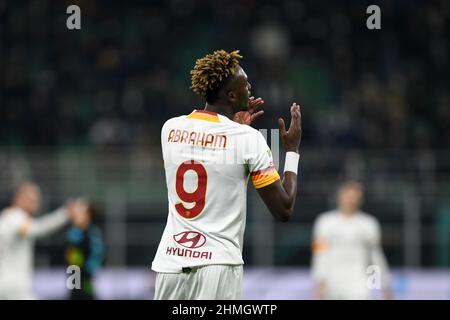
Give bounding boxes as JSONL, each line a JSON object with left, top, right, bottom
{"left": 256, "top": 148, "right": 300, "bottom": 222}
{"left": 278, "top": 171, "right": 298, "bottom": 220}
{"left": 270, "top": 102, "right": 301, "bottom": 221}
{"left": 277, "top": 149, "right": 300, "bottom": 219}
{"left": 264, "top": 151, "right": 299, "bottom": 221}
{"left": 27, "top": 207, "right": 69, "bottom": 238}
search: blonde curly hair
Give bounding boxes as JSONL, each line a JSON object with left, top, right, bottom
{"left": 190, "top": 50, "right": 242, "bottom": 100}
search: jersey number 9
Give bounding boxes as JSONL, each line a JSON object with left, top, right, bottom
{"left": 175, "top": 160, "right": 207, "bottom": 219}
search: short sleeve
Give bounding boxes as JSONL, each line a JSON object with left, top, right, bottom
{"left": 245, "top": 130, "right": 280, "bottom": 189}
{"left": 161, "top": 117, "right": 177, "bottom": 165}
{"left": 364, "top": 216, "right": 381, "bottom": 247}
{"left": 312, "top": 215, "right": 328, "bottom": 253}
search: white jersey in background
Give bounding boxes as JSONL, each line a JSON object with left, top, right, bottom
{"left": 311, "top": 210, "right": 391, "bottom": 299}
{"left": 0, "top": 206, "right": 68, "bottom": 299}
{"left": 152, "top": 109, "right": 280, "bottom": 273}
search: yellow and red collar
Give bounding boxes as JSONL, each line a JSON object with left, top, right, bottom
{"left": 186, "top": 110, "right": 220, "bottom": 123}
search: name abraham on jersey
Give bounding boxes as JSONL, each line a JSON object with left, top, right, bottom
{"left": 168, "top": 129, "right": 227, "bottom": 149}
{"left": 165, "top": 230, "right": 212, "bottom": 260}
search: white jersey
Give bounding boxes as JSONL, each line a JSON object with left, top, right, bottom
{"left": 0, "top": 206, "right": 68, "bottom": 299}
{"left": 152, "top": 110, "right": 280, "bottom": 273}
{"left": 311, "top": 210, "right": 391, "bottom": 299}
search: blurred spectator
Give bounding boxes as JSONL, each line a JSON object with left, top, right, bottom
{"left": 0, "top": 0, "right": 448, "bottom": 152}
{"left": 65, "top": 202, "right": 104, "bottom": 300}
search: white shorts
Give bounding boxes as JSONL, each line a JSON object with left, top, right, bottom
{"left": 154, "top": 264, "right": 243, "bottom": 300}
{"left": 0, "top": 287, "right": 36, "bottom": 300}
{"left": 323, "top": 280, "right": 371, "bottom": 300}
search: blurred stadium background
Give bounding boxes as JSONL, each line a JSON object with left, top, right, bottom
{"left": 0, "top": 0, "right": 449, "bottom": 299}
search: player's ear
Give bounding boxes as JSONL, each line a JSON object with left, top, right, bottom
{"left": 227, "top": 90, "right": 236, "bottom": 103}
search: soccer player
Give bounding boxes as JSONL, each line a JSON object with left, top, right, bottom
{"left": 311, "top": 181, "right": 392, "bottom": 300}
{"left": 152, "top": 50, "right": 302, "bottom": 300}
{"left": 0, "top": 181, "right": 86, "bottom": 299}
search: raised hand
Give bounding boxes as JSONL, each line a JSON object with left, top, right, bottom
{"left": 278, "top": 103, "right": 302, "bottom": 153}
{"left": 233, "top": 96, "right": 265, "bottom": 125}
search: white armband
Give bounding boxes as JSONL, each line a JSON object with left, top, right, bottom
{"left": 284, "top": 151, "right": 300, "bottom": 174}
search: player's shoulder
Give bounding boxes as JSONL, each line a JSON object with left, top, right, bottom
{"left": 1, "top": 207, "right": 26, "bottom": 216}
{"left": 162, "top": 115, "right": 187, "bottom": 130}
{"left": 240, "top": 123, "right": 261, "bottom": 134}
{"left": 0, "top": 207, "right": 27, "bottom": 223}
{"left": 358, "top": 211, "right": 380, "bottom": 226}
{"left": 233, "top": 123, "right": 267, "bottom": 143}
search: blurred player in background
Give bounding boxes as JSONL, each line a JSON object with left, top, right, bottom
{"left": 65, "top": 202, "right": 104, "bottom": 300}
{"left": 152, "top": 50, "right": 302, "bottom": 299}
{"left": 311, "top": 181, "right": 392, "bottom": 300}
{"left": 0, "top": 181, "right": 87, "bottom": 300}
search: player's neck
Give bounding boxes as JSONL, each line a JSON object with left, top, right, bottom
{"left": 339, "top": 208, "right": 358, "bottom": 217}
{"left": 204, "top": 102, "right": 235, "bottom": 120}
{"left": 12, "top": 203, "right": 31, "bottom": 215}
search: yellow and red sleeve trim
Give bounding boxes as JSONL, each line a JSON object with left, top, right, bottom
{"left": 250, "top": 166, "right": 280, "bottom": 189}
{"left": 312, "top": 240, "right": 328, "bottom": 253}
{"left": 186, "top": 110, "right": 220, "bottom": 123}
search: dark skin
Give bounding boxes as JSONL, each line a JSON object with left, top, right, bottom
{"left": 205, "top": 66, "right": 302, "bottom": 222}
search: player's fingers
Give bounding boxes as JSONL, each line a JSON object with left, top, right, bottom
{"left": 290, "top": 108, "right": 296, "bottom": 121}
{"left": 253, "top": 100, "right": 264, "bottom": 112}
{"left": 278, "top": 118, "right": 287, "bottom": 136}
{"left": 247, "top": 97, "right": 255, "bottom": 110}
{"left": 291, "top": 103, "right": 301, "bottom": 128}
{"left": 254, "top": 98, "right": 264, "bottom": 106}
{"left": 249, "top": 98, "right": 264, "bottom": 109}
{"left": 289, "top": 103, "right": 298, "bottom": 130}
{"left": 251, "top": 110, "right": 264, "bottom": 121}
{"left": 296, "top": 104, "right": 302, "bottom": 128}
